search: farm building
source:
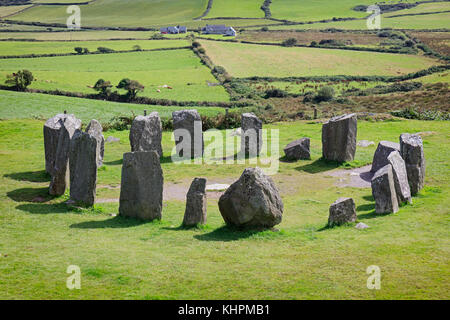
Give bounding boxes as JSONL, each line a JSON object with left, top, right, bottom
{"left": 201, "top": 25, "right": 236, "bottom": 36}
{"left": 160, "top": 26, "right": 187, "bottom": 34}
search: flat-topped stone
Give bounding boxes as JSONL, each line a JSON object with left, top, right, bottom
{"left": 129, "top": 112, "right": 162, "bottom": 158}
{"left": 241, "top": 113, "right": 263, "bottom": 157}
{"left": 322, "top": 113, "right": 357, "bottom": 162}
{"left": 400, "top": 133, "right": 425, "bottom": 195}
{"left": 328, "top": 197, "right": 357, "bottom": 226}
{"left": 283, "top": 138, "right": 310, "bottom": 161}
{"left": 173, "top": 109, "right": 203, "bottom": 159}
{"left": 371, "top": 141, "right": 400, "bottom": 173}
{"left": 371, "top": 164, "right": 399, "bottom": 214}
{"left": 86, "top": 119, "right": 105, "bottom": 167}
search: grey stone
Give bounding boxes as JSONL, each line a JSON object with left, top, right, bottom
{"left": 241, "top": 113, "right": 263, "bottom": 157}
{"left": 322, "top": 113, "right": 357, "bottom": 162}
{"left": 371, "top": 164, "right": 399, "bottom": 214}
{"left": 172, "top": 110, "right": 203, "bottom": 159}
{"left": 69, "top": 131, "right": 98, "bottom": 206}
{"left": 86, "top": 119, "right": 105, "bottom": 167}
{"left": 183, "top": 178, "right": 207, "bottom": 227}
{"left": 106, "top": 136, "right": 120, "bottom": 143}
{"left": 44, "top": 113, "right": 81, "bottom": 174}
{"left": 48, "top": 117, "right": 79, "bottom": 196}
{"left": 400, "top": 133, "right": 425, "bottom": 195}
{"left": 371, "top": 141, "right": 400, "bottom": 173}
{"left": 218, "top": 167, "right": 283, "bottom": 228}
{"left": 119, "top": 151, "right": 163, "bottom": 221}
{"left": 387, "top": 151, "right": 412, "bottom": 204}
{"left": 328, "top": 197, "right": 357, "bottom": 226}
{"left": 355, "top": 222, "right": 369, "bottom": 230}
{"left": 129, "top": 112, "right": 162, "bottom": 157}
{"left": 283, "top": 138, "right": 310, "bottom": 160}
{"left": 357, "top": 140, "right": 375, "bottom": 147}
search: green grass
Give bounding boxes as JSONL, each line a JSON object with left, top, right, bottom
{"left": 0, "top": 49, "right": 230, "bottom": 102}
{"left": 199, "top": 40, "right": 439, "bottom": 78}
{"left": 206, "top": 0, "right": 265, "bottom": 18}
{"left": 0, "top": 40, "right": 190, "bottom": 56}
{"left": 0, "top": 90, "right": 225, "bottom": 123}
{"left": 0, "top": 117, "right": 448, "bottom": 299}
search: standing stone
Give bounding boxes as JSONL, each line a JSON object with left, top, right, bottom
{"left": 49, "top": 117, "right": 79, "bottom": 196}
{"left": 328, "top": 198, "right": 357, "bottom": 226}
{"left": 241, "top": 113, "right": 263, "bottom": 157}
{"left": 218, "top": 167, "right": 283, "bottom": 228}
{"left": 322, "top": 113, "right": 357, "bottom": 162}
{"left": 283, "top": 138, "right": 310, "bottom": 160}
{"left": 69, "top": 131, "right": 98, "bottom": 206}
{"left": 183, "top": 178, "right": 207, "bottom": 227}
{"left": 129, "top": 112, "right": 162, "bottom": 158}
{"left": 371, "top": 164, "right": 399, "bottom": 214}
{"left": 387, "top": 151, "right": 412, "bottom": 204}
{"left": 44, "top": 113, "right": 81, "bottom": 174}
{"left": 119, "top": 151, "right": 163, "bottom": 221}
{"left": 371, "top": 141, "right": 400, "bottom": 173}
{"left": 172, "top": 110, "right": 203, "bottom": 159}
{"left": 86, "top": 119, "right": 105, "bottom": 167}
{"left": 400, "top": 133, "right": 425, "bottom": 195}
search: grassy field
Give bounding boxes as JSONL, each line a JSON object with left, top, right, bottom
{"left": 0, "top": 39, "right": 190, "bottom": 56}
{"left": 0, "top": 5, "right": 32, "bottom": 18}
{"left": 199, "top": 40, "right": 439, "bottom": 78}
{"left": 206, "top": 0, "right": 265, "bottom": 18}
{"left": 0, "top": 49, "right": 230, "bottom": 102}
{"left": 0, "top": 116, "right": 448, "bottom": 299}
{"left": 0, "top": 90, "right": 225, "bottom": 123}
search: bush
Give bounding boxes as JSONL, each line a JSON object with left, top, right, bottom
{"left": 391, "top": 107, "right": 450, "bottom": 121}
{"left": 264, "top": 88, "right": 288, "bottom": 98}
{"left": 116, "top": 78, "right": 144, "bottom": 100}
{"left": 97, "top": 47, "right": 115, "bottom": 53}
{"left": 310, "top": 41, "right": 318, "bottom": 47}
{"left": 261, "top": 27, "right": 269, "bottom": 32}
{"left": 213, "top": 66, "right": 226, "bottom": 74}
{"left": 93, "top": 79, "right": 112, "bottom": 96}
{"left": 83, "top": 48, "right": 89, "bottom": 54}
{"left": 315, "top": 86, "right": 335, "bottom": 102}
{"left": 132, "top": 45, "right": 142, "bottom": 51}
{"left": 5, "top": 69, "right": 34, "bottom": 91}
{"left": 198, "top": 47, "right": 206, "bottom": 54}
{"left": 74, "top": 47, "right": 83, "bottom": 54}
{"left": 282, "top": 38, "right": 298, "bottom": 47}
{"left": 192, "top": 41, "right": 201, "bottom": 48}
{"left": 151, "top": 33, "right": 164, "bottom": 40}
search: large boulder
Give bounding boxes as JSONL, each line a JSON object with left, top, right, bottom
{"left": 328, "top": 198, "right": 357, "bottom": 226}
{"left": 241, "top": 113, "right": 263, "bottom": 157}
{"left": 129, "top": 112, "right": 162, "bottom": 158}
{"left": 48, "top": 117, "right": 79, "bottom": 196}
{"left": 172, "top": 110, "right": 203, "bottom": 159}
{"left": 183, "top": 178, "right": 207, "bottom": 227}
{"left": 371, "top": 164, "right": 399, "bottom": 214}
{"left": 322, "top": 113, "right": 357, "bottom": 162}
{"left": 119, "top": 151, "right": 163, "bottom": 221}
{"left": 44, "top": 113, "right": 81, "bottom": 174}
{"left": 86, "top": 119, "right": 105, "bottom": 167}
{"left": 400, "top": 133, "right": 425, "bottom": 195}
{"left": 69, "top": 131, "right": 98, "bottom": 206}
{"left": 218, "top": 167, "right": 283, "bottom": 228}
{"left": 387, "top": 151, "right": 412, "bottom": 204}
{"left": 283, "top": 138, "right": 310, "bottom": 160}
{"left": 371, "top": 141, "right": 400, "bottom": 173}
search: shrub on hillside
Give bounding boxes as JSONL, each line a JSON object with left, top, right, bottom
{"left": 116, "top": 78, "right": 144, "bottom": 100}
{"left": 315, "top": 86, "right": 335, "bottom": 102}
{"left": 74, "top": 47, "right": 83, "bottom": 54}
{"left": 97, "top": 47, "right": 115, "bottom": 53}
{"left": 5, "top": 69, "right": 34, "bottom": 91}
{"left": 282, "top": 38, "right": 298, "bottom": 47}
{"left": 264, "top": 88, "right": 289, "bottom": 98}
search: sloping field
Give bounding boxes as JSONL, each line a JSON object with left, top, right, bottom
{"left": 206, "top": 0, "right": 264, "bottom": 18}
{"left": 0, "top": 5, "right": 33, "bottom": 18}
{"left": 0, "top": 49, "right": 230, "bottom": 102}
{"left": 0, "top": 39, "right": 189, "bottom": 56}
{"left": 9, "top": 0, "right": 207, "bottom": 28}
{"left": 199, "top": 40, "right": 439, "bottom": 78}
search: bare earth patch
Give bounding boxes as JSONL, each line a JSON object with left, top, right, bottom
{"left": 326, "top": 165, "right": 373, "bottom": 188}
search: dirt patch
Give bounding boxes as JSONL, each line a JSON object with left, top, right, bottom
{"left": 327, "top": 165, "right": 373, "bottom": 188}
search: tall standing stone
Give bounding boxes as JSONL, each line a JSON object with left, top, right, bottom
{"left": 371, "top": 141, "right": 400, "bottom": 173}
{"left": 119, "top": 151, "right": 163, "bottom": 221}
{"left": 129, "top": 112, "right": 162, "bottom": 158}
{"left": 371, "top": 164, "right": 399, "bottom": 214}
{"left": 172, "top": 110, "right": 203, "bottom": 159}
{"left": 44, "top": 113, "right": 81, "bottom": 174}
{"left": 387, "top": 150, "right": 412, "bottom": 204}
{"left": 328, "top": 198, "right": 357, "bottom": 226}
{"left": 241, "top": 113, "right": 263, "bottom": 157}
{"left": 69, "top": 131, "right": 98, "bottom": 206}
{"left": 322, "top": 113, "right": 357, "bottom": 162}
{"left": 400, "top": 133, "right": 425, "bottom": 195}
{"left": 49, "top": 117, "right": 79, "bottom": 196}
{"left": 86, "top": 119, "right": 105, "bottom": 167}
{"left": 218, "top": 167, "right": 283, "bottom": 228}
{"left": 183, "top": 178, "right": 207, "bottom": 227}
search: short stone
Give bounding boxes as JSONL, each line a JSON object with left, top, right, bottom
{"left": 129, "top": 112, "right": 162, "bottom": 158}
{"left": 241, "top": 113, "right": 263, "bottom": 157}
{"left": 357, "top": 140, "right": 375, "bottom": 147}
{"left": 322, "top": 113, "right": 357, "bottom": 162}
{"left": 183, "top": 178, "right": 207, "bottom": 227}
{"left": 371, "top": 164, "right": 399, "bottom": 214}
{"left": 106, "top": 136, "right": 120, "bottom": 143}
{"left": 328, "top": 197, "right": 357, "bottom": 226}
{"left": 371, "top": 141, "right": 400, "bottom": 173}
{"left": 355, "top": 222, "right": 369, "bottom": 230}
{"left": 283, "top": 138, "right": 310, "bottom": 160}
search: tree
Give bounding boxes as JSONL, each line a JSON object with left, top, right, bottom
{"left": 116, "top": 78, "right": 144, "bottom": 100}
{"left": 5, "top": 70, "right": 34, "bottom": 91}
{"left": 93, "top": 79, "right": 112, "bottom": 96}
{"left": 282, "top": 38, "right": 298, "bottom": 47}
{"left": 74, "top": 47, "right": 83, "bottom": 54}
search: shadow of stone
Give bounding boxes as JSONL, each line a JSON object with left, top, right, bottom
{"left": 357, "top": 211, "right": 388, "bottom": 220}
{"left": 160, "top": 155, "right": 173, "bottom": 164}
{"left": 16, "top": 202, "right": 69, "bottom": 214}
{"left": 360, "top": 171, "right": 374, "bottom": 183}
{"left": 357, "top": 203, "right": 376, "bottom": 212}
{"left": 295, "top": 158, "right": 341, "bottom": 174}
{"left": 7, "top": 187, "right": 53, "bottom": 203}
{"left": 70, "top": 215, "right": 147, "bottom": 229}
{"left": 193, "top": 225, "right": 269, "bottom": 242}
{"left": 362, "top": 195, "right": 374, "bottom": 201}
{"left": 103, "top": 159, "right": 123, "bottom": 166}
{"left": 4, "top": 170, "right": 50, "bottom": 183}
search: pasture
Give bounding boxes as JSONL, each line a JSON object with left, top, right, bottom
{"left": 0, "top": 49, "right": 230, "bottom": 102}
{"left": 199, "top": 40, "right": 439, "bottom": 78}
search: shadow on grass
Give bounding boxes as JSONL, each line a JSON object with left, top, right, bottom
{"left": 70, "top": 215, "right": 147, "bottom": 229}
{"left": 103, "top": 159, "right": 123, "bottom": 166}
{"left": 193, "top": 225, "right": 270, "bottom": 242}
{"left": 357, "top": 211, "right": 389, "bottom": 220}
{"left": 7, "top": 187, "right": 54, "bottom": 203}
{"left": 4, "top": 170, "right": 50, "bottom": 183}
{"left": 295, "top": 158, "right": 341, "bottom": 174}
{"left": 357, "top": 203, "right": 376, "bottom": 212}
{"left": 16, "top": 202, "right": 69, "bottom": 214}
